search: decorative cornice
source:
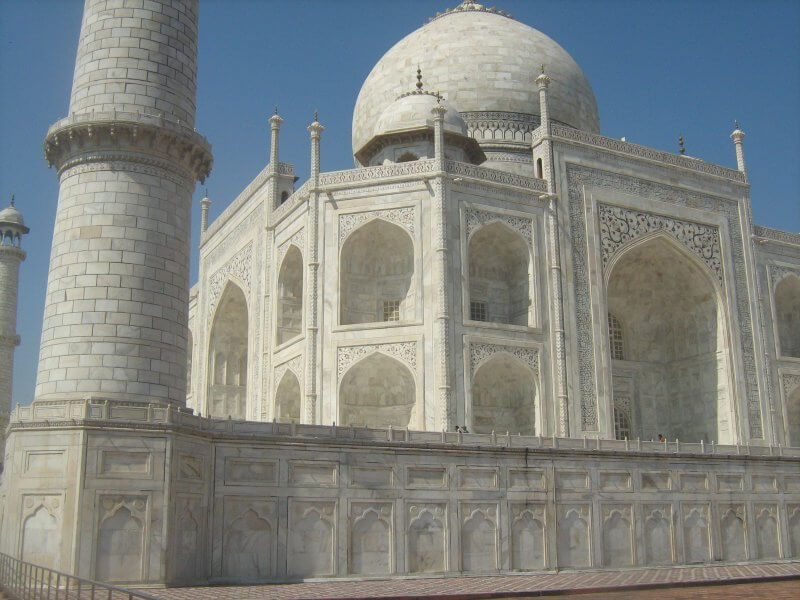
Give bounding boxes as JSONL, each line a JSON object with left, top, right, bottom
{"left": 320, "top": 160, "right": 436, "bottom": 187}
{"left": 754, "top": 225, "right": 800, "bottom": 247}
{"left": 550, "top": 123, "right": 747, "bottom": 184}
{"left": 44, "top": 112, "right": 212, "bottom": 183}
{"left": 445, "top": 159, "right": 547, "bottom": 192}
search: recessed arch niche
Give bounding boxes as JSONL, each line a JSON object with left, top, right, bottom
{"left": 276, "top": 245, "right": 303, "bottom": 345}
{"left": 786, "top": 382, "right": 800, "bottom": 447}
{"left": 339, "top": 352, "right": 416, "bottom": 428}
{"left": 340, "top": 219, "right": 414, "bottom": 325}
{"left": 775, "top": 274, "right": 800, "bottom": 358}
{"left": 468, "top": 221, "right": 531, "bottom": 325}
{"left": 471, "top": 353, "right": 536, "bottom": 434}
{"left": 606, "top": 235, "right": 732, "bottom": 443}
{"left": 274, "top": 369, "right": 301, "bottom": 424}
{"left": 207, "top": 282, "right": 248, "bottom": 419}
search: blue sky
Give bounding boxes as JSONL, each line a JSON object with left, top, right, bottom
{"left": 1, "top": 0, "right": 798, "bottom": 408}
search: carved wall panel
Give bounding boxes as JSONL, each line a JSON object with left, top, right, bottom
{"left": 469, "top": 342, "right": 539, "bottom": 377}
{"left": 174, "top": 495, "right": 203, "bottom": 581}
{"left": 464, "top": 207, "right": 533, "bottom": 247}
{"left": 719, "top": 504, "right": 747, "bottom": 562}
{"left": 288, "top": 500, "right": 336, "bottom": 578}
{"left": 567, "top": 165, "right": 762, "bottom": 436}
{"left": 349, "top": 502, "right": 393, "bottom": 576}
{"left": 20, "top": 495, "right": 62, "bottom": 570}
{"left": 276, "top": 229, "right": 305, "bottom": 267}
{"left": 207, "top": 242, "right": 253, "bottom": 319}
{"left": 337, "top": 342, "right": 418, "bottom": 380}
{"left": 338, "top": 206, "right": 415, "bottom": 245}
{"left": 224, "top": 458, "right": 277, "bottom": 487}
{"left": 222, "top": 497, "right": 275, "bottom": 580}
{"left": 510, "top": 503, "right": 546, "bottom": 571}
{"left": 177, "top": 454, "right": 203, "bottom": 482}
{"left": 598, "top": 204, "right": 722, "bottom": 283}
{"left": 602, "top": 505, "right": 633, "bottom": 567}
{"left": 95, "top": 495, "right": 147, "bottom": 582}
{"left": 460, "top": 503, "right": 499, "bottom": 572}
{"left": 788, "top": 505, "right": 800, "bottom": 558}
{"left": 407, "top": 503, "right": 447, "bottom": 573}
{"left": 557, "top": 505, "right": 591, "bottom": 568}
{"left": 682, "top": 503, "right": 711, "bottom": 563}
{"left": 754, "top": 504, "right": 780, "bottom": 559}
{"left": 643, "top": 505, "right": 674, "bottom": 566}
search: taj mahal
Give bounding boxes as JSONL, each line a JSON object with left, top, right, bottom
{"left": 0, "top": 0, "right": 799, "bottom": 589}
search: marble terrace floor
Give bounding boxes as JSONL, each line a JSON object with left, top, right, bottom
{"left": 140, "top": 562, "right": 799, "bottom": 600}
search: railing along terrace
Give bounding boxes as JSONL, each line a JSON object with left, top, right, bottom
{"left": 0, "top": 552, "right": 157, "bottom": 600}
{"left": 10, "top": 399, "right": 800, "bottom": 458}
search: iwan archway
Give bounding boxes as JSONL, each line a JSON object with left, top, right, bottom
{"left": 207, "top": 281, "right": 248, "bottom": 419}
{"left": 606, "top": 234, "right": 734, "bottom": 443}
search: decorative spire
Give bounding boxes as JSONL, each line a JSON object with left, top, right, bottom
{"left": 535, "top": 64, "right": 551, "bottom": 88}
{"left": 730, "top": 120, "right": 747, "bottom": 174}
{"left": 274, "top": 105, "right": 278, "bottom": 115}
{"left": 9, "top": 194, "right": 14, "bottom": 207}
{"left": 678, "top": 135, "right": 686, "bottom": 155}
{"left": 313, "top": 110, "right": 319, "bottom": 123}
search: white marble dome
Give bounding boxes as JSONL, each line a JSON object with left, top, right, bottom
{"left": 0, "top": 204, "right": 25, "bottom": 227}
{"left": 372, "top": 92, "right": 466, "bottom": 141}
{"left": 352, "top": 3, "right": 600, "bottom": 156}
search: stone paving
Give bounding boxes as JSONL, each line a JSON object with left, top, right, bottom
{"left": 142, "top": 562, "right": 799, "bottom": 599}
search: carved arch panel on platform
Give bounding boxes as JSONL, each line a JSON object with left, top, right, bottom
{"left": 606, "top": 233, "right": 733, "bottom": 444}
{"left": 207, "top": 281, "right": 248, "bottom": 419}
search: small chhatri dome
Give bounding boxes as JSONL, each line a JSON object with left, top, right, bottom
{"left": 353, "top": 1, "right": 599, "bottom": 159}
{"left": 371, "top": 68, "right": 467, "bottom": 140}
{"left": 0, "top": 194, "right": 29, "bottom": 233}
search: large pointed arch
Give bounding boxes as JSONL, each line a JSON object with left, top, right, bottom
{"left": 775, "top": 274, "right": 800, "bottom": 358}
{"left": 276, "top": 245, "right": 303, "bottom": 345}
{"left": 339, "top": 352, "right": 416, "bottom": 428}
{"left": 471, "top": 352, "right": 536, "bottom": 434}
{"left": 467, "top": 221, "right": 531, "bottom": 326}
{"left": 207, "top": 281, "right": 248, "bottom": 419}
{"left": 606, "top": 233, "right": 733, "bottom": 443}
{"left": 340, "top": 218, "right": 414, "bottom": 325}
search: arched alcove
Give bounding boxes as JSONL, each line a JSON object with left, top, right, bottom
{"left": 340, "top": 219, "right": 414, "bottom": 325}
{"left": 468, "top": 222, "right": 530, "bottom": 325}
{"left": 339, "top": 353, "right": 415, "bottom": 428}
{"left": 472, "top": 354, "right": 536, "bottom": 434}
{"left": 786, "top": 384, "right": 800, "bottom": 447}
{"left": 96, "top": 507, "right": 143, "bottom": 582}
{"left": 607, "top": 235, "right": 732, "bottom": 443}
{"left": 277, "top": 246, "right": 303, "bottom": 344}
{"left": 275, "top": 369, "right": 301, "bottom": 424}
{"left": 776, "top": 275, "right": 800, "bottom": 358}
{"left": 207, "top": 282, "right": 248, "bottom": 419}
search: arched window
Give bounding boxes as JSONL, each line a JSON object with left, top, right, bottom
{"left": 277, "top": 246, "right": 303, "bottom": 345}
{"left": 608, "top": 313, "right": 624, "bottom": 360}
{"left": 340, "top": 219, "right": 414, "bottom": 325}
{"left": 613, "top": 398, "right": 632, "bottom": 440}
{"left": 468, "top": 222, "right": 531, "bottom": 326}
{"left": 280, "top": 191, "right": 289, "bottom": 204}
{"left": 536, "top": 158, "right": 543, "bottom": 179}
{"left": 207, "top": 283, "right": 248, "bottom": 419}
{"left": 775, "top": 275, "right": 800, "bottom": 358}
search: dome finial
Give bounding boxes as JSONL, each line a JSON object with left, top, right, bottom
{"left": 678, "top": 135, "right": 686, "bottom": 155}
{"left": 9, "top": 194, "right": 14, "bottom": 207}
{"left": 416, "top": 65, "right": 423, "bottom": 91}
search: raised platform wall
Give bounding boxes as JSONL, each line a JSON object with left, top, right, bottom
{"left": 0, "top": 402, "right": 798, "bottom": 585}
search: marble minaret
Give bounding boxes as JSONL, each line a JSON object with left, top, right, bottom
{"left": 41, "top": 0, "right": 212, "bottom": 407}
{"left": 0, "top": 196, "right": 29, "bottom": 443}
